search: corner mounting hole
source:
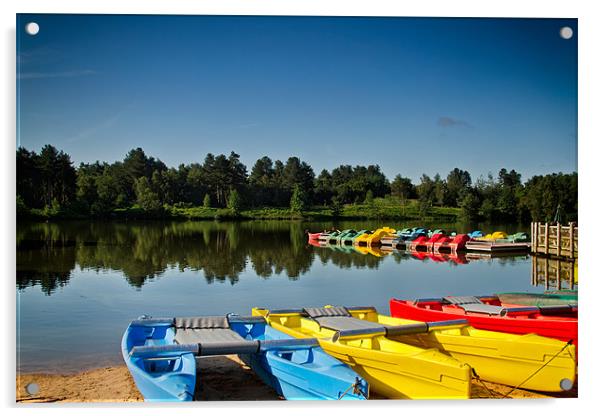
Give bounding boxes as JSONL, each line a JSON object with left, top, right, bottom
{"left": 25, "top": 22, "right": 39, "bottom": 36}
{"left": 560, "top": 26, "right": 573, "bottom": 40}
{"left": 25, "top": 382, "right": 40, "bottom": 395}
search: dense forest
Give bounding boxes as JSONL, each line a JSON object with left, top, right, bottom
{"left": 16, "top": 144, "right": 578, "bottom": 223}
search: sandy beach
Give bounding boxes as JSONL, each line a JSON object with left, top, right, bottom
{"left": 16, "top": 355, "right": 577, "bottom": 403}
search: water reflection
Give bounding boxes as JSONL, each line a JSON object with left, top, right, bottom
{"left": 531, "top": 255, "right": 577, "bottom": 290}
{"left": 17, "top": 221, "right": 315, "bottom": 293}
{"left": 16, "top": 221, "right": 540, "bottom": 295}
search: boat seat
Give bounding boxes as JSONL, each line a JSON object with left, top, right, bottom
{"left": 313, "top": 316, "right": 385, "bottom": 332}
{"left": 304, "top": 307, "right": 385, "bottom": 332}
{"left": 455, "top": 304, "right": 504, "bottom": 315}
{"left": 304, "top": 307, "right": 351, "bottom": 318}
{"left": 443, "top": 296, "right": 483, "bottom": 305}
{"left": 175, "top": 316, "right": 230, "bottom": 329}
{"left": 443, "top": 296, "right": 504, "bottom": 315}
{"left": 173, "top": 315, "right": 247, "bottom": 346}
{"left": 174, "top": 328, "right": 246, "bottom": 345}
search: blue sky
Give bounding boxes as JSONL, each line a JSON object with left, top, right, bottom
{"left": 17, "top": 15, "right": 577, "bottom": 182}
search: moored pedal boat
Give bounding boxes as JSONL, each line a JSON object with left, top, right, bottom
{"left": 358, "top": 227, "right": 397, "bottom": 247}
{"left": 253, "top": 306, "right": 473, "bottom": 399}
{"left": 122, "top": 314, "right": 369, "bottom": 401}
{"left": 334, "top": 229, "right": 357, "bottom": 245}
{"left": 318, "top": 230, "right": 341, "bottom": 244}
{"left": 307, "top": 232, "right": 323, "bottom": 241}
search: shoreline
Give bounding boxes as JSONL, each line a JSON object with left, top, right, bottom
{"left": 16, "top": 355, "right": 577, "bottom": 402}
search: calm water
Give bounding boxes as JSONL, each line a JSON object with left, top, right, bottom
{"left": 16, "top": 220, "right": 565, "bottom": 373}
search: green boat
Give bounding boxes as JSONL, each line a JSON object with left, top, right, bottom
{"left": 318, "top": 230, "right": 341, "bottom": 244}
{"left": 333, "top": 229, "right": 356, "bottom": 245}
{"left": 496, "top": 290, "right": 578, "bottom": 306}
{"left": 339, "top": 229, "right": 368, "bottom": 246}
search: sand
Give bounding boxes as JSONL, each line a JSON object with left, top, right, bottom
{"left": 16, "top": 355, "right": 577, "bottom": 403}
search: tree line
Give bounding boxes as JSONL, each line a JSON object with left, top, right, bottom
{"left": 16, "top": 144, "right": 578, "bottom": 223}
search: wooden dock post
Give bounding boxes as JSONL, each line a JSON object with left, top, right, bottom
{"left": 569, "top": 261, "right": 575, "bottom": 289}
{"left": 556, "top": 224, "right": 561, "bottom": 257}
{"left": 569, "top": 222, "right": 574, "bottom": 259}
{"left": 556, "top": 259, "right": 561, "bottom": 290}
{"left": 544, "top": 223, "right": 549, "bottom": 255}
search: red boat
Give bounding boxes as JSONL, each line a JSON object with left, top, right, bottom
{"left": 409, "top": 233, "right": 444, "bottom": 252}
{"left": 389, "top": 296, "right": 578, "bottom": 350}
{"left": 433, "top": 234, "right": 470, "bottom": 254}
{"left": 307, "top": 232, "right": 322, "bottom": 241}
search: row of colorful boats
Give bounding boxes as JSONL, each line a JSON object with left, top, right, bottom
{"left": 309, "top": 227, "right": 529, "bottom": 253}
{"left": 123, "top": 291, "right": 577, "bottom": 401}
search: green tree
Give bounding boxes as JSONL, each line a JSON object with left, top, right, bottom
{"left": 283, "top": 157, "right": 315, "bottom": 200}
{"left": 249, "top": 156, "right": 276, "bottom": 206}
{"left": 433, "top": 174, "right": 446, "bottom": 206}
{"left": 479, "top": 198, "right": 497, "bottom": 222}
{"left": 290, "top": 184, "right": 307, "bottom": 213}
{"left": 314, "top": 169, "right": 334, "bottom": 206}
{"left": 227, "top": 189, "right": 241, "bottom": 215}
{"left": 459, "top": 191, "right": 480, "bottom": 221}
{"left": 134, "top": 177, "right": 162, "bottom": 212}
{"left": 203, "top": 194, "right": 211, "bottom": 208}
{"left": 330, "top": 195, "right": 343, "bottom": 217}
{"left": 445, "top": 168, "right": 472, "bottom": 206}
{"left": 364, "top": 189, "right": 374, "bottom": 204}
{"left": 390, "top": 175, "right": 414, "bottom": 205}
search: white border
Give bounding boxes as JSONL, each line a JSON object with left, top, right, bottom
{"left": 3, "top": 1, "right": 600, "bottom": 416}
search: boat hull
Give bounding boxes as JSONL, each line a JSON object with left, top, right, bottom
{"left": 389, "top": 299, "right": 578, "bottom": 351}
{"left": 122, "top": 321, "right": 196, "bottom": 401}
{"left": 233, "top": 323, "right": 368, "bottom": 400}
{"left": 253, "top": 308, "right": 472, "bottom": 399}
{"left": 373, "top": 309, "right": 576, "bottom": 392}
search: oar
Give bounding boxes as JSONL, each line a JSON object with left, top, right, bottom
{"left": 130, "top": 337, "right": 319, "bottom": 358}
{"left": 500, "top": 305, "right": 578, "bottom": 317}
{"left": 332, "top": 319, "right": 469, "bottom": 341}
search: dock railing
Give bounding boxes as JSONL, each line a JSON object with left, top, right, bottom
{"left": 530, "top": 222, "right": 578, "bottom": 259}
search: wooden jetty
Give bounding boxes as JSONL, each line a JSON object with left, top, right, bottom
{"left": 531, "top": 222, "right": 578, "bottom": 259}
{"left": 531, "top": 255, "right": 577, "bottom": 290}
{"left": 464, "top": 240, "right": 531, "bottom": 253}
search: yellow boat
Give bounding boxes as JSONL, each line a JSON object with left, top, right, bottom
{"left": 480, "top": 231, "right": 508, "bottom": 240}
{"left": 253, "top": 306, "right": 472, "bottom": 399}
{"left": 353, "top": 245, "right": 391, "bottom": 257}
{"left": 354, "top": 227, "right": 396, "bottom": 247}
{"left": 254, "top": 306, "right": 577, "bottom": 396}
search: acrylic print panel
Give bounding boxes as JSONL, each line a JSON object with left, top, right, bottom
{"left": 16, "top": 14, "right": 578, "bottom": 402}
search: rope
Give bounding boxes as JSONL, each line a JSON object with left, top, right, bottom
{"left": 502, "top": 339, "right": 574, "bottom": 398}
{"left": 338, "top": 377, "right": 367, "bottom": 400}
{"left": 471, "top": 368, "right": 500, "bottom": 398}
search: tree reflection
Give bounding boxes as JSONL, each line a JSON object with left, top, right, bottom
{"left": 16, "top": 221, "right": 335, "bottom": 293}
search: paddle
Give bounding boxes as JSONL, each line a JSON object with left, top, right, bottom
{"left": 130, "top": 337, "right": 319, "bottom": 358}
{"left": 500, "top": 305, "right": 578, "bottom": 317}
{"left": 332, "top": 319, "right": 469, "bottom": 341}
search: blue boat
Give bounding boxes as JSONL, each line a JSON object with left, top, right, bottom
{"left": 390, "top": 227, "right": 428, "bottom": 245}
{"left": 122, "top": 314, "right": 369, "bottom": 401}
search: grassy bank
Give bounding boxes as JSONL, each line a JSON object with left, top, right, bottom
{"left": 20, "top": 198, "right": 462, "bottom": 222}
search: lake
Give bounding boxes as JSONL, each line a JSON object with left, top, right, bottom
{"left": 16, "top": 220, "right": 572, "bottom": 373}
